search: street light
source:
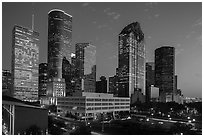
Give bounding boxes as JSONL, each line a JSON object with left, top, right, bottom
{"left": 192, "top": 119, "right": 195, "bottom": 122}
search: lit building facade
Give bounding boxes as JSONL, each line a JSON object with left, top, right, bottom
{"left": 2, "top": 70, "right": 12, "bottom": 96}
{"left": 155, "top": 46, "right": 175, "bottom": 102}
{"left": 118, "top": 22, "right": 145, "bottom": 104}
{"left": 12, "top": 25, "right": 39, "bottom": 102}
{"left": 38, "top": 63, "right": 48, "bottom": 98}
{"left": 47, "top": 78, "right": 66, "bottom": 97}
{"left": 56, "top": 91, "right": 130, "bottom": 118}
{"left": 145, "top": 62, "right": 155, "bottom": 102}
{"left": 75, "top": 43, "right": 96, "bottom": 93}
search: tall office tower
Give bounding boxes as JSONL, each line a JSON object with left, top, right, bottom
{"left": 145, "top": 62, "right": 155, "bottom": 102}
{"left": 38, "top": 63, "right": 48, "bottom": 98}
{"left": 11, "top": 25, "right": 39, "bottom": 102}
{"left": 47, "top": 9, "right": 72, "bottom": 97}
{"left": 2, "top": 70, "right": 12, "bottom": 96}
{"left": 75, "top": 43, "right": 96, "bottom": 92}
{"left": 96, "top": 76, "right": 107, "bottom": 93}
{"left": 155, "top": 46, "right": 175, "bottom": 102}
{"left": 118, "top": 22, "right": 145, "bottom": 104}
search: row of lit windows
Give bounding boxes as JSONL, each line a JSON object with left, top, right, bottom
{"left": 86, "top": 98, "right": 129, "bottom": 102}
{"left": 86, "top": 106, "right": 130, "bottom": 111}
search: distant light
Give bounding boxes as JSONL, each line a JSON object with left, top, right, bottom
{"left": 181, "top": 133, "right": 183, "bottom": 135}
{"left": 146, "top": 118, "right": 150, "bottom": 121}
{"left": 187, "top": 117, "right": 190, "bottom": 119}
{"left": 169, "top": 118, "right": 172, "bottom": 120}
{"left": 193, "top": 119, "right": 195, "bottom": 122}
{"left": 71, "top": 53, "right": 76, "bottom": 57}
{"left": 151, "top": 113, "right": 153, "bottom": 116}
{"left": 188, "top": 120, "right": 192, "bottom": 123}
{"left": 168, "top": 115, "right": 170, "bottom": 117}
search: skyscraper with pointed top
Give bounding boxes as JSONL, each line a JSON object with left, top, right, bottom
{"left": 118, "top": 22, "right": 145, "bottom": 104}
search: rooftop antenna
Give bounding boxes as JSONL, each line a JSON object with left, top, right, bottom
{"left": 31, "top": 3, "right": 34, "bottom": 30}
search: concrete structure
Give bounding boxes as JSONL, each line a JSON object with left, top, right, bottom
{"left": 56, "top": 91, "right": 130, "bottom": 118}
{"left": 12, "top": 25, "right": 39, "bottom": 102}
{"left": 38, "top": 63, "right": 48, "bottom": 98}
{"left": 96, "top": 76, "right": 107, "bottom": 93}
{"left": 2, "top": 96, "right": 48, "bottom": 135}
{"left": 75, "top": 43, "right": 96, "bottom": 93}
{"left": 118, "top": 22, "right": 145, "bottom": 104}
{"left": 155, "top": 46, "right": 175, "bottom": 102}
{"left": 2, "top": 70, "right": 12, "bottom": 96}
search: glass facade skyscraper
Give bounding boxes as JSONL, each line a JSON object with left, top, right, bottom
{"left": 155, "top": 46, "right": 175, "bottom": 102}
{"left": 47, "top": 9, "right": 72, "bottom": 79}
{"left": 75, "top": 43, "right": 96, "bottom": 93}
{"left": 47, "top": 9, "right": 72, "bottom": 97}
{"left": 12, "top": 25, "right": 39, "bottom": 102}
{"left": 118, "top": 22, "right": 145, "bottom": 104}
{"left": 38, "top": 63, "right": 48, "bottom": 98}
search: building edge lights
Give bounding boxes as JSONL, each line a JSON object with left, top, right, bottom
{"left": 48, "top": 9, "right": 72, "bottom": 17}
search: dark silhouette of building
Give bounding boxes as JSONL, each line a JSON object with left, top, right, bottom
{"left": 118, "top": 22, "right": 145, "bottom": 104}
{"left": 145, "top": 62, "right": 155, "bottom": 102}
{"left": 96, "top": 76, "right": 107, "bottom": 93}
{"left": 2, "top": 70, "right": 12, "bottom": 96}
{"left": 11, "top": 25, "right": 39, "bottom": 102}
{"left": 38, "top": 63, "right": 48, "bottom": 98}
{"left": 75, "top": 43, "right": 96, "bottom": 92}
{"left": 109, "top": 68, "right": 119, "bottom": 96}
{"left": 62, "top": 57, "right": 72, "bottom": 96}
{"left": 47, "top": 9, "right": 72, "bottom": 97}
{"left": 155, "top": 46, "right": 175, "bottom": 102}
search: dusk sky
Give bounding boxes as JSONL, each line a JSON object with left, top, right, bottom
{"left": 2, "top": 2, "right": 202, "bottom": 98}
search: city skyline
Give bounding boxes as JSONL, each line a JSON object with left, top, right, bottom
{"left": 2, "top": 2, "right": 202, "bottom": 98}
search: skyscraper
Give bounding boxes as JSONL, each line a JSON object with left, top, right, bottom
{"left": 75, "top": 43, "right": 96, "bottom": 93}
{"left": 2, "top": 70, "right": 12, "bottom": 96}
{"left": 145, "top": 62, "right": 155, "bottom": 102}
{"left": 39, "top": 63, "right": 48, "bottom": 98}
{"left": 118, "top": 22, "right": 145, "bottom": 104}
{"left": 155, "top": 46, "right": 175, "bottom": 102}
{"left": 12, "top": 25, "right": 39, "bottom": 102}
{"left": 47, "top": 9, "right": 72, "bottom": 97}
{"left": 47, "top": 9, "right": 72, "bottom": 79}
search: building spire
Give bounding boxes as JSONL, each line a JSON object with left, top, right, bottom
{"left": 31, "top": 3, "right": 34, "bottom": 30}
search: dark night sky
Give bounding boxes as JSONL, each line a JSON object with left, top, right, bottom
{"left": 2, "top": 2, "right": 202, "bottom": 98}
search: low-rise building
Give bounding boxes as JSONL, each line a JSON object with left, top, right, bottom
{"left": 56, "top": 91, "right": 130, "bottom": 118}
